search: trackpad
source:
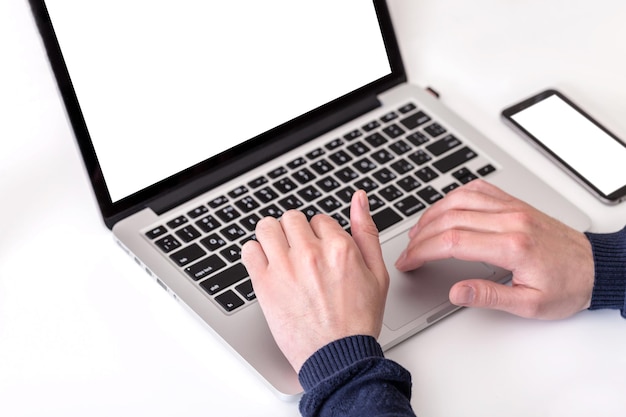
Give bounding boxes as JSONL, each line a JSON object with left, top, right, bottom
{"left": 381, "top": 231, "right": 496, "bottom": 330}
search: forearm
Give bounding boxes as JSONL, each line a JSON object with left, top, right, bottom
{"left": 586, "top": 226, "right": 626, "bottom": 318}
{"left": 298, "top": 335, "right": 416, "bottom": 417}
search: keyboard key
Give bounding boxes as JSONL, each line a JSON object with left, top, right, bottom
{"left": 292, "top": 168, "right": 316, "bottom": 184}
{"left": 235, "top": 196, "right": 260, "bottom": 213}
{"left": 215, "top": 205, "right": 241, "bottom": 222}
{"left": 185, "top": 254, "right": 226, "bottom": 281}
{"left": 306, "top": 148, "right": 325, "bottom": 160}
{"left": 247, "top": 176, "right": 268, "bottom": 189}
{"left": 254, "top": 186, "right": 279, "bottom": 203}
{"left": 175, "top": 225, "right": 202, "bottom": 243}
{"left": 363, "top": 120, "right": 380, "bottom": 132}
{"left": 170, "top": 243, "right": 206, "bottom": 267}
{"left": 220, "top": 245, "right": 242, "bottom": 262}
{"left": 167, "top": 215, "right": 188, "bottom": 229}
{"left": 235, "top": 280, "right": 256, "bottom": 301}
{"left": 297, "top": 185, "right": 322, "bottom": 202}
{"left": 372, "top": 167, "right": 396, "bottom": 184}
{"left": 417, "top": 186, "right": 444, "bottom": 204}
{"left": 380, "top": 111, "right": 398, "bottom": 123}
{"left": 415, "top": 166, "right": 439, "bottom": 182}
{"left": 344, "top": 129, "right": 362, "bottom": 141}
{"left": 196, "top": 215, "right": 221, "bottom": 233}
{"left": 452, "top": 168, "right": 478, "bottom": 184}
{"left": 200, "top": 233, "right": 227, "bottom": 251}
{"left": 347, "top": 141, "right": 370, "bottom": 157}
{"left": 301, "top": 205, "right": 322, "bottom": 221}
{"left": 240, "top": 213, "right": 260, "bottom": 232}
{"left": 215, "top": 290, "right": 245, "bottom": 312}
{"left": 379, "top": 184, "right": 403, "bottom": 202}
{"left": 396, "top": 176, "right": 420, "bottom": 192}
{"left": 398, "top": 103, "right": 417, "bottom": 114}
{"left": 335, "top": 167, "right": 359, "bottom": 183}
{"left": 394, "top": 196, "right": 426, "bottom": 217}
{"left": 336, "top": 186, "right": 356, "bottom": 203}
{"left": 259, "top": 204, "right": 283, "bottom": 218}
{"left": 329, "top": 150, "right": 353, "bottom": 166}
{"left": 273, "top": 177, "right": 298, "bottom": 193}
{"left": 228, "top": 185, "right": 248, "bottom": 198}
{"left": 372, "top": 207, "right": 403, "bottom": 232}
{"left": 208, "top": 195, "right": 228, "bottom": 208}
{"left": 406, "top": 131, "right": 429, "bottom": 147}
{"left": 287, "top": 157, "right": 307, "bottom": 169}
{"left": 317, "top": 176, "right": 340, "bottom": 192}
{"left": 424, "top": 123, "right": 446, "bottom": 138}
{"left": 354, "top": 177, "right": 379, "bottom": 192}
{"left": 154, "top": 235, "right": 182, "bottom": 253}
{"left": 187, "top": 206, "right": 208, "bottom": 219}
{"left": 353, "top": 158, "right": 377, "bottom": 174}
{"left": 442, "top": 183, "right": 460, "bottom": 194}
{"left": 432, "top": 146, "right": 478, "bottom": 173}
{"left": 267, "top": 166, "right": 287, "bottom": 179}
{"left": 400, "top": 110, "right": 431, "bottom": 130}
{"left": 382, "top": 123, "right": 405, "bottom": 139}
{"left": 278, "top": 195, "right": 303, "bottom": 210}
{"left": 367, "top": 194, "right": 385, "bottom": 211}
{"left": 364, "top": 132, "right": 388, "bottom": 147}
{"left": 477, "top": 164, "right": 496, "bottom": 176}
{"left": 389, "top": 140, "right": 412, "bottom": 155}
{"left": 146, "top": 226, "right": 167, "bottom": 240}
{"left": 371, "top": 149, "right": 395, "bottom": 164}
{"left": 326, "top": 138, "right": 344, "bottom": 150}
{"left": 318, "top": 196, "right": 342, "bottom": 213}
{"left": 200, "top": 263, "right": 248, "bottom": 295}
{"left": 310, "top": 159, "right": 334, "bottom": 175}
{"left": 390, "top": 159, "right": 414, "bottom": 175}
{"left": 408, "top": 149, "right": 432, "bottom": 166}
{"left": 220, "top": 224, "right": 247, "bottom": 241}
{"left": 426, "top": 134, "right": 462, "bottom": 156}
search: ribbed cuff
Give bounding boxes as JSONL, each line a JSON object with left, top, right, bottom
{"left": 298, "top": 335, "right": 384, "bottom": 392}
{"left": 586, "top": 227, "right": 626, "bottom": 318}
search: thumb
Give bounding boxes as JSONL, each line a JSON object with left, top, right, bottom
{"left": 349, "top": 190, "right": 388, "bottom": 279}
{"left": 449, "top": 279, "right": 531, "bottom": 316}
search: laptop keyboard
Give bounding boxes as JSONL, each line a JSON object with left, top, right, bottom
{"left": 144, "top": 102, "right": 496, "bottom": 314}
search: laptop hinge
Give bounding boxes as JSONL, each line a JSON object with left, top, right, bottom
{"left": 146, "top": 94, "right": 382, "bottom": 217}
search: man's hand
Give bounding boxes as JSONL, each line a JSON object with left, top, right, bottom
{"left": 242, "top": 190, "right": 389, "bottom": 372}
{"left": 395, "top": 179, "right": 594, "bottom": 320}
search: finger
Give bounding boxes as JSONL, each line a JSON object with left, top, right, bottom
{"left": 254, "top": 216, "right": 290, "bottom": 260}
{"left": 349, "top": 190, "right": 388, "bottom": 280}
{"left": 449, "top": 279, "right": 540, "bottom": 318}
{"left": 241, "top": 240, "right": 269, "bottom": 278}
{"left": 410, "top": 180, "right": 516, "bottom": 238}
{"left": 279, "top": 209, "right": 317, "bottom": 248}
{"left": 309, "top": 212, "right": 345, "bottom": 239}
{"left": 395, "top": 228, "right": 523, "bottom": 272}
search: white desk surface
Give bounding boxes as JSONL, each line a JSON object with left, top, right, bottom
{"left": 2, "top": 1, "right": 626, "bottom": 416}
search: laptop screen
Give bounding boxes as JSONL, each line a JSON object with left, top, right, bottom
{"left": 34, "top": 0, "right": 403, "bottom": 225}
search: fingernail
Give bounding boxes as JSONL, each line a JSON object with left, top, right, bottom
{"left": 395, "top": 249, "right": 407, "bottom": 268}
{"left": 452, "top": 285, "right": 474, "bottom": 306}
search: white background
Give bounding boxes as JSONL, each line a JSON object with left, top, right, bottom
{"left": 1, "top": 1, "right": 626, "bottom": 416}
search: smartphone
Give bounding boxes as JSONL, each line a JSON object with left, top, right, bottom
{"left": 502, "top": 89, "right": 626, "bottom": 204}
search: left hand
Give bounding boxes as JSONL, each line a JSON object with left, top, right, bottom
{"left": 242, "top": 190, "right": 390, "bottom": 372}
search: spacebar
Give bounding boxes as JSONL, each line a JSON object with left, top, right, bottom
{"left": 372, "top": 207, "right": 403, "bottom": 232}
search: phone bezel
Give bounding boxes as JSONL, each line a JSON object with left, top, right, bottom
{"left": 502, "top": 88, "right": 626, "bottom": 204}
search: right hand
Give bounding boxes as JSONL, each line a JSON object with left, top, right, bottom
{"left": 395, "top": 180, "right": 595, "bottom": 320}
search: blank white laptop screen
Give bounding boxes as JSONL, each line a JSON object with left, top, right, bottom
{"left": 44, "top": 0, "right": 391, "bottom": 203}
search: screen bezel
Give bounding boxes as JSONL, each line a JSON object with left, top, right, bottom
{"left": 29, "top": 0, "right": 407, "bottom": 228}
{"left": 502, "top": 88, "right": 626, "bottom": 204}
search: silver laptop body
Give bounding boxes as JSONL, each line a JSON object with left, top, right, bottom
{"left": 30, "top": 0, "right": 590, "bottom": 399}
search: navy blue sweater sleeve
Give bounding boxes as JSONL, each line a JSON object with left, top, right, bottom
{"left": 586, "top": 226, "right": 626, "bottom": 318}
{"left": 298, "top": 335, "right": 416, "bottom": 417}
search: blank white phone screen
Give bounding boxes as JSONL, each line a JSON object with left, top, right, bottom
{"left": 511, "top": 94, "right": 626, "bottom": 196}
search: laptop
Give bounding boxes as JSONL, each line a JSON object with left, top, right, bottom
{"left": 29, "top": 0, "right": 590, "bottom": 399}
